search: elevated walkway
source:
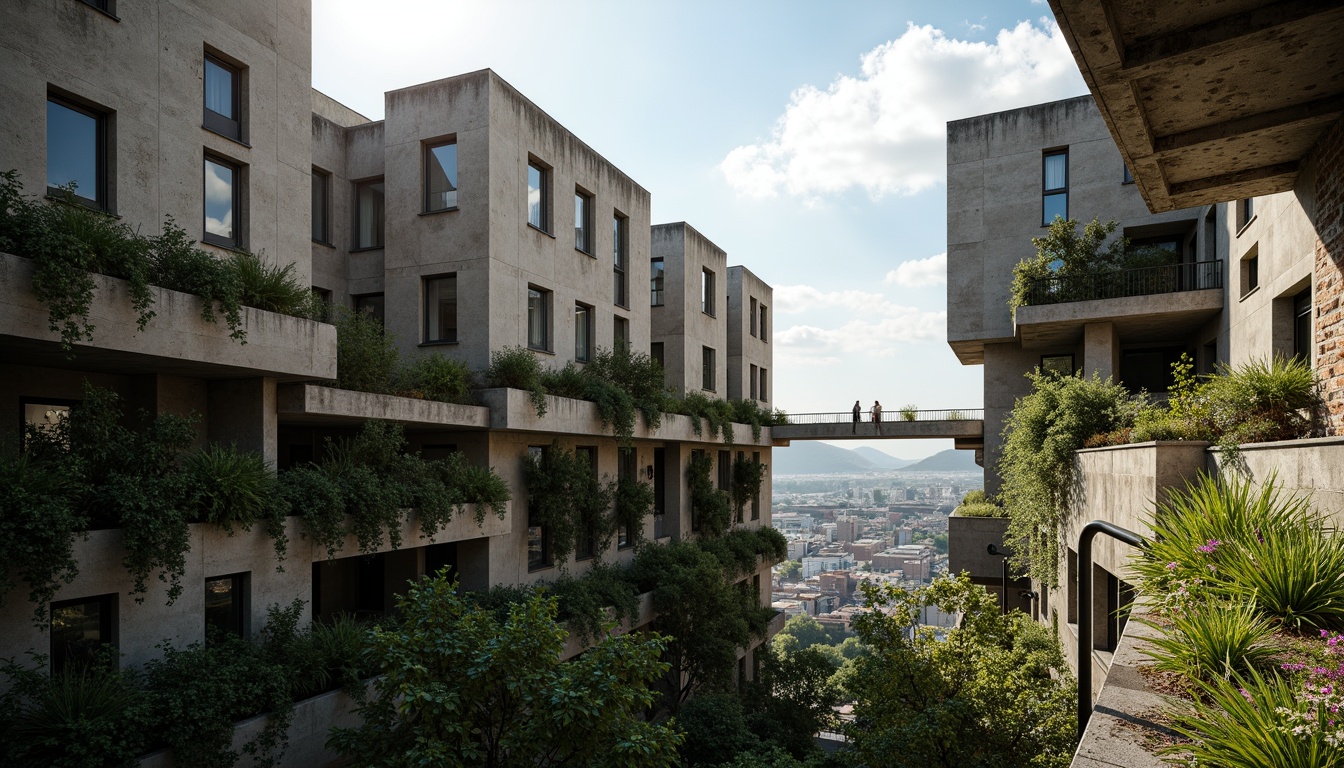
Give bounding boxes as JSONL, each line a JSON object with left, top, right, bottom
{"left": 772, "top": 409, "right": 983, "bottom": 448}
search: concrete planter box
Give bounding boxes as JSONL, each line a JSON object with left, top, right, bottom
{"left": 479, "top": 387, "right": 772, "bottom": 446}
{"left": 1210, "top": 436, "right": 1344, "bottom": 525}
{"left": 139, "top": 683, "right": 367, "bottom": 768}
{"left": 0, "top": 252, "right": 336, "bottom": 380}
{"left": 947, "top": 512, "right": 1010, "bottom": 580}
{"left": 278, "top": 383, "right": 490, "bottom": 429}
{"left": 560, "top": 590, "right": 657, "bottom": 660}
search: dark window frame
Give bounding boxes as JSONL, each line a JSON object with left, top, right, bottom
{"left": 759, "top": 305, "right": 767, "bottom": 341}
{"left": 528, "top": 286, "right": 551, "bottom": 351}
{"left": 202, "top": 154, "right": 243, "bottom": 249}
{"left": 354, "top": 292, "right": 385, "bottom": 323}
{"left": 1040, "top": 354, "right": 1075, "bottom": 377}
{"left": 46, "top": 94, "right": 109, "bottom": 210}
{"left": 613, "top": 213, "right": 629, "bottom": 307}
{"left": 614, "top": 315, "right": 629, "bottom": 354}
{"left": 50, "top": 593, "right": 116, "bottom": 673}
{"left": 751, "top": 452, "right": 761, "bottom": 520}
{"left": 202, "top": 53, "right": 242, "bottom": 142}
{"left": 759, "top": 367, "right": 767, "bottom": 401}
{"left": 650, "top": 257, "right": 664, "bottom": 306}
{"left": 204, "top": 572, "right": 248, "bottom": 640}
{"left": 749, "top": 298, "right": 757, "bottom": 337}
{"left": 702, "top": 268, "right": 716, "bottom": 317}
{"left": 575, "top": 446, "right": 599, "bottom": 560}
{"left": 76, "top": 0, "right": 119, "bottom": 18}
{"left": 617, "top": 447, "right": 636, "bottom": 549}
{"left": 574, "top": 302, "right": 593, "bottom": 362}
{"left": 311, "top": 167, "right": 330, "bottom": 244}
{"left": 527, "top": 445, "right": 552, "bottom": 570}
{"left": 424, "top": 140, "right": 459, "bottom": 213}
{"left": 353, "top": 177, "right": 386, "bottom": 250}
{"left": 423, "top": 273, "right": 459, "bottom": 344}
{"left": 574, "top": 188, "right": 594, "bottom": 254}
{"left": 1293, "top": 288, "right": 1313, "bottom": 364}
{"left": 1042, "top": 149, "right": 1068, "bottom": 227}
{"left": 527, "top": 159, "right": 550, "bottom": 233}
{"left": 702, "top": 346, "right": 716, "bottom": 392}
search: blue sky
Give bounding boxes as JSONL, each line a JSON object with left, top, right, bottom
{"left": 312, "top": 1, "right": 1088, "bottom": 459}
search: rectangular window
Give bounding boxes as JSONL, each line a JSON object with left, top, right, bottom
{"left": 575, "top": 447, "right": 598, "bottom": 560}
{"left": 424, "top": 275, "right": 458, "bottom": 343}
{"left": 690, "top": 449, "right": 705, "bottom": 532}
{"left": 614, "top": 315, "right": 629, "bottom": 353}
{"left": 702, "top": 346, "right": 716, "bottom": 391}
{"left": 718, "top": 450, "right": 731, "bottom": 492}
{"left": 354, "top": 292, "right": 385, "bottom": 323}
{"left": 734, "top": 451, "right": 745, "bottom": 524}
{"left": 575, "top": 190, "right": 593, "bottom": 253}
{"left": 1241, "top": 253, "right": 1259, "bottom": 297}
{"left": 574, "top": 303, "right": 592, "bottom": 362}
{"left": 205, "top": 573, "right": 246, "bottom": 639}
{"left": 613, "top": 214, "right": 628, "bottom": 306}
{"left": 750, "top": 364, "right": 758, "bottom": 399}
{"left": 22, "top": 398, "right": 75, "bottom": 440}
{"left": 702, "top": 269, "right": 716, "bottom": 316}
{"left": 650, "top": 257, "right": 665, "bottom": 306}
{"left": 1040, "top": 354, "right": 1074, "bottom": 377}
{"left": 51, "top": 594, "right": 115, "bottom": 673}
{"left": 1294, "top": 288, "right": 1313, "bottom": 364}
{"left": 759, "top": 305, "right": 767, "bottom": 340}
{"left": 527, "top": 161, "right": 549, "bottom": 232}
{"left": 311, "top": 168, "right": 329, "bottom": 242}
{"left": 1237, "top": 197, "right": 1256, "bottom": 231}
{"left": 618, "top": 448, "right": 636, "bottom": 549}
{"left": 355, "top": 179, "right": 385, "bottom": 249}
{"left": 759, "top": 367, "right": 767, "bottom": 402}
{"left": 1042, "top": 150, "right": 1068, "bottom": 226}
{"left": 46, "top": 96, "right": 106, "bottom": 209}
{"left": 425, "top": 141, "right": 458, "bottom": 212}
{"left": 750, "top": 298, "right": 757, "bottom": 337}
{"left": 527, "top": 445, "right": 550, "bottom": 569}
{"left": 528, "top": 287, "right": 550, "bottom": 350}
{"left": 310, "top": 288, "right": 331, "bottom": 322}
{"left": 78, "top": 0, "right": 115, "bottom": 13}
{"left": 203, "top": 54, "right": 241, "bottom": 141}
{"left": 751, "top": 452, "right": 761, "bottom": 520}
{"left": 203, "top": 156, "right": 241, "bottom": 248}
{"left": 651, "top": 342, "right": 664, "bottom": 368}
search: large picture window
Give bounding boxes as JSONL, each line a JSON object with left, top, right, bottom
{"left": 46, "top": 96, "right": 107, "bottom": 209}
{"left": 424, "top": 275, "right": 458, "bottom": 343}
{"left": 356, "top": 179, "right": 385, "bottom": 249}
{"left": 204, "top": 156, "right": 241, "bottom": 248}
{"left": 425, "top": 142, "right": 458, "bottom": 212}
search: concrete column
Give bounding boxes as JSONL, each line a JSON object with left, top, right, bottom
{"left": 207, "top": 377, "right": 278, "bottom": 466}
{"left": 1082, "top": 322, "right": 1120, "bottom": 382}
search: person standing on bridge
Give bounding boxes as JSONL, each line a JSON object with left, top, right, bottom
{"left": 852, "top": 400, "right": 862, "bottom": 434}
{"left": 871, "top": 401, "right": 883, "bottom": 435}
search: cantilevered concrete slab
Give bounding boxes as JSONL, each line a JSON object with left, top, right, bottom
{"left": 277, "top": 383, "right": 491, "bottom": 430}
{"left": 1048, "top": 0, "right": 1344, "bottom": 211}
{"left": 1015, "top": 288, "right": 1223, "bottom": 348}
{"left": 0, "top": 253, "right": 337, "bottom": 381}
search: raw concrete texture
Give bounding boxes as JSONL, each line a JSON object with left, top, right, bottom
{"left": 652, "top": 222, "right": 730, "bottom": 396}
{"left": 727, "top": 265, "right": 772, "bottom": 405}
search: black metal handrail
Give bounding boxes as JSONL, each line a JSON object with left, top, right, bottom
{"left": 782, "top": 409, "right": 983, "bottom": 425}
{"left": 1024, "top": 259, "right": 1222, "bottom": 307}
{"left": 1077, "top": 520, "right": 1144, "bottom": 739}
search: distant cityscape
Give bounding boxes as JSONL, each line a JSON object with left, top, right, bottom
{"left": 768, "top": 444, "right": 984, "bottom": 632}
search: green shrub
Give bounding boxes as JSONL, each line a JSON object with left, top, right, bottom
{"left": 0, "top": 444, "right": 87, "bottom": 625}
{"left": 485, "top": 345, "right": 548, "bottom": 416}
{"left": 548, "top": 562, "right": 641, "bottom": 643}
{"left": 147, "top": 224, "right": 244, "bottom": 340}
{"left": 184, "top": 444, "right": 287, "bottom": 562}
{"left": 1226, "top": 524, "right": 1344, "bottom": 631}
{"left": 1142, "top": 601, "right": 1276, "bottom": 682}
{"left": 899, "top": 404, "right": 918, "bottom": 421}
{"left": 1165, "top": 669, "right": 1344, "bottom": 768}
{"left": 1, "top": 656, "right": 150, "bottom": 768}
{"left": 953, "top": 502, "right": 1004, "bottom": 518}
{"left": 396, "top": 354, "right": 475, "bottom": 404}
{"left": 230, "top": 251, "right": 312, "bottom": 317}
{"left": 438, "top": 452, "right": 511, "bottom": 525}
{"left": 688, "top": 451, "right": 731, "bottom": 538}
{"left": 678, "top": 391, "right": 736, "bottom": 444}
{"left": 730, "top": 453, "right": 766, "bottom": 521}
{"left": 1204, "top": 355, "right": 1320, "bottom": 449}
{"left": 332, "top": 305, "right": 399, "bottom": 395}
{"left": 523, "top": 442, "right": 614, "bottom": 564}
{"left": 961, "top": 490, "right": 987, "bottom": 505}
{"left": 999, "top": 370, "right": 1143, "bottom": 584}
{"left": 279, "top": 465, "right": 346, "bottom": 559}
{"left": 464, "top": 582, "right": 540, "bottom": 623}
{"left": 585, "top": 347, "right": 669, "bottom": 430}
{"left": 612, "top": 473, "right": 655, "bottom": 549}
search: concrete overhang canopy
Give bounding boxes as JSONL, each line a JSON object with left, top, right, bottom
{"left": 1048, "top": 0, "right": 1344, "bottom": 212}
{"left": 1014, "top": 287, "right": 1223, "bottom": 348}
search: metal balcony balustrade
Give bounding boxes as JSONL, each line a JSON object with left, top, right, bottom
{"left": 781, "top": 408, "right": 984, "bottom": 425}
{"left": 1023, "top": 259, "right": 1222, "bottom": 307}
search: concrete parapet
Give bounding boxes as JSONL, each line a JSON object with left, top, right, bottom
{"left": 277, "top": 383, "right": 490, "bottom": 429}
{"left": 0, "top": 253, "right": 337, "bottom": 381}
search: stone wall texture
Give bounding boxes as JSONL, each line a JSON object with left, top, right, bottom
{"left": 1315, "top": 117, "right": 1344, "bottom": 433}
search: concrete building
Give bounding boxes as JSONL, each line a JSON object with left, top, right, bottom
{"left": 0, "top": 2, "right": 782, "bottom": 763}
{"left": 948, "top": 0, "right": 1344, "bottom": 762}
{"left": 802, "top": 554, "right": 854, "bottom": 579}
{"left": 726, "top": 265, "right": 772, "bottom": 406}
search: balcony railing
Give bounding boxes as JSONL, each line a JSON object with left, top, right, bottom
{"left": 783, "top": 409, "right": 983, "bottom": 425}
{"left": 1023, "top": 259, "right": 1222, "bottom": 307}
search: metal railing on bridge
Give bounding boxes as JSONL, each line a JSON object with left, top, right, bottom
{"left": 781, "top": 408, "right": 983, "bottom": 425}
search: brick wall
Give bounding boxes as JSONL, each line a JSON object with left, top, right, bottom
{"left": 1315, "top": 117, "right": 1344, "bottom": 434}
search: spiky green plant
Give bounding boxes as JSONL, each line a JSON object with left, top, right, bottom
{"left": 1141, "top": 601, "right": 1276, "bottom": 683}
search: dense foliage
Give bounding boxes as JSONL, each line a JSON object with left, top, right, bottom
{"left": 523, "top": 441, "right": 616, "bottom": 564}
{"left": 0, "top": 170, "right": 314, "bottom": 351}
{"left": 998, "top": 371, "right": 1140, "bottom": 584}
{"left": 540, "top": 348, "right": 671, "bottom": 445}
{"left": 688, "top": 450, "right": 733, "bottom": 537}
{"left": 329, "top": 571, "right": 683, "bottom": 767}
{"left": 486, "top": 345, "right": 550, "bottom": 415}
{"left": 1008, "top": 217, "right": 1179, "bottom": 311}
{"left": 731, "top": 453, "right": 767, "bottom": 521}
{"left": 844, "top": 575, "right": 1076, "bottom": 768}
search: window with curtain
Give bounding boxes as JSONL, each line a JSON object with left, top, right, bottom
{"left": 356, "top": 180, "right": 385, "bottom": 248}
{"left": 1042, "top": 150, "right": 1068, "bottom": 226}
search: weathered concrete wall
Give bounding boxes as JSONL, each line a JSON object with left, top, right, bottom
{"left": 1211, "top": 437, "right": 1344, "bottom": 525}
{"left": 0, "top": 0, "right": 314, "bottom": 284}
{"left": 652, "top": 222, "right": 730, "bottom": 396}
{"left": 727, "top": 265, "right": 773, "bottom": 405}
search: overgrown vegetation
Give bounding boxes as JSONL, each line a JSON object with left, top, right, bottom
{"left": 688, "top": 450, "right": 733, "bottom": 537}
{"left": 731, "top": 453, "right": 766, "bottom": 521}
{"left": 0, "top": 171, "right": 315, "bottom": 351}
{"left": 523, "top": 441, "right": 616, "bottom": 565}
{"left": 286, "top": 421, "right": 510, "bottom": 559}
{"left": 1008, "top": 217, "right": 1181, "bottom": 311}
{"left": 486, "top": 345, "right": 549, "bottom": 414}
{"left": 329, "top": 571, "right": 683, "bottom": 767}
{"left": 1133, "top": 475, "right": 1344, "bottom": 765}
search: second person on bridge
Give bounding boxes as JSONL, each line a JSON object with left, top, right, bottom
{"left": 871, "top": 401, "right": 883, "bottom": 435}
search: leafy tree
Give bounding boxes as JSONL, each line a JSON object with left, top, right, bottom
{"left": 778, "top": 560, "right": 802, "bottom": 580}
{"left": 772, "top": 614, "right": 830, "bottom": 654}
{"left": 629, "top": 541, "right": 772, "bottom": 711}
{"left": 329, "top": 571, "right": 682, "bottom": 768}
{"left": 678, "top": 693, "right": 761, "bottom": 768}
{"left": 743, "top": 646, "right": 842, "bottom": 759}
{"left": 844, "top": 574, "right": 1076, "bottom": 768}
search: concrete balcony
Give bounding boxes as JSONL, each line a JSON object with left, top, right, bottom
{"left": 478, "top": 387, "right": 773, "bottom": 446}
{"left": 1015, "top": 287, "right": 1223, "bottom": 350}
{"left": 560, "top": 591, "right": 656, "bottom": 660}
{"left": 0, "top": 252, "right": 336, "bottom": 380}
{"left": 277, "top": 383, "right": 490, "bottom": 430}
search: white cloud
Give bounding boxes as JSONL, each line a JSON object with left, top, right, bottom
{"left": 775, "top": 307, "right": 947, "bottom": 362}
{"left": 775, "top": 285, "right": 903, "bottom": 316}
{"left": 721, "top": 19, "right": 1085, "bottom": 200}
{"left": 885, "top": 253, "right": 946, "bottom": 287}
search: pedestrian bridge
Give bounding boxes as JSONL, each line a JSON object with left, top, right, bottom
{"left": 772, "top": 408, "right": 984, "bottom": 450}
